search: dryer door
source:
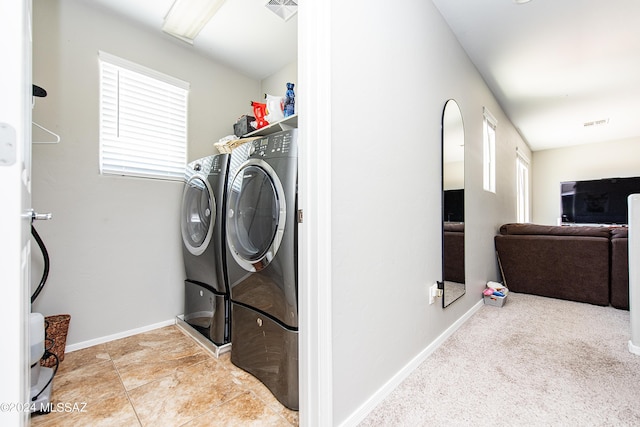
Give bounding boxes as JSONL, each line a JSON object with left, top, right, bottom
{"left": 181, "top": 175, "right": 215, "bottom": 256}
{"left": 227, "top": 159, "right": 286, "bottom": 272}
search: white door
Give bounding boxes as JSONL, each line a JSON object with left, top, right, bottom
{"left": 0, "top": 0, "right": 32, "bottom": 424}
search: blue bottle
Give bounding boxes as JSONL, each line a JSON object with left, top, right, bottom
{"left": 284, "top": 82, "right": 295, "bottom": 117}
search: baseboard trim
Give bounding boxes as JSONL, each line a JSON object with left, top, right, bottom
{"left": 64, "top": 318, "right": 177, "bottom": 353}
{"left": 629, "top": 340, "right": 640, "bottom": 356}
{"left": 339, "top": 299, "right": 485, "bottom": 427}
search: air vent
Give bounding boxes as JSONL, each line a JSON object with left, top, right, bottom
{"left": 583, "top": 118, "right": 610, "bottom": 128}
{"left": 265, "top": 0, "right": 298, "bottom": 21}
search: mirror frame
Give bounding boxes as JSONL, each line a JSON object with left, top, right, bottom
{"left": 441, "top": 99, "right": 465, "bottom": 308}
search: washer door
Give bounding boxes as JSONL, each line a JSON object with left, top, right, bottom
{"left": 227, "top": 159, "right": 286, "bottom": 272}
{"left": 181, "top": 175, "right": 215, "bottom": 256}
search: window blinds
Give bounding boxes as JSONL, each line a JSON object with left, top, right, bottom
{"left": 99, "top": 51, "right": 189, "bottom": 181}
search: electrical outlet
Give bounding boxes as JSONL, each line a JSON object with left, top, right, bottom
{"left": 429, "top": 283, "right": 438, "bottom": 305}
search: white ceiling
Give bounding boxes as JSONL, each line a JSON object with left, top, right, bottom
{"left": 80, "top": 0, "right": 297, "bottom": 81}
{"left": 79, "top": 0, "right": 640, "bottom": 152}
{"left": 432, "top": 0, "right": 640, "bottom": 151}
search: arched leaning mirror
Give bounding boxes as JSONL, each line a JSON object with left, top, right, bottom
{"left": 442, "top": 99, "right": 465, "bottom": 307}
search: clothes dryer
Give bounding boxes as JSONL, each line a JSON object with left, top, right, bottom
{"left": 225, "top": 129, "right": 298, "bottom": 410}
{"left": 181, "top": 154, "right": 230, "bottom": 345}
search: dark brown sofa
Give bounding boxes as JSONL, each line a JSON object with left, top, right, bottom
{"left": 444, "top": 222, "right": 464, "bottom": 283}
{"left": 610, "top": 228, "right": 629, "bottom": 309}
{"left": 495, "top": 223, "right": 612, "bottom": 306}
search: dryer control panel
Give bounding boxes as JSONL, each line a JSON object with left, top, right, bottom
{"left": 251, "top": 129, "right": 297, "bottom": 159}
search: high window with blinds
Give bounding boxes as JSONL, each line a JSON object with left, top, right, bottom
{"left": 99, "top": 51, "right": 189, "bottom": 181}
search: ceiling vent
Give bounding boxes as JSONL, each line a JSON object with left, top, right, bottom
{"left": 583, "top": 118, "right": 610, "bottom": 128}
{"left": 265, "top": 0, "right": 298, "bottom": 21}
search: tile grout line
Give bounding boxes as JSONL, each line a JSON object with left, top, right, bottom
{"left": 51, "top": 325, "right": 297, "bottom": 426}
{"left": 109, "top": 333, "right": 240, "bottom": 427}
{"left": 175, "top": 325, "right": 298, "bottom": 425}
{"left": 208, "top": 351, "right": 298, "bottom": 425}
{"left": 107, "top": 350, "right": 144, "bottom": 427}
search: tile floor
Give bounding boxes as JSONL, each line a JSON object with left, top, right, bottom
{"left": 30, "top": 325, "right": 298, "bottom": 427}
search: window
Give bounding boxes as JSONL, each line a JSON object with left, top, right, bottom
{"left": 99, "top": 51, "right": 189, "bottom": 181}
{"left": 483, "top": 107, "right": 497, "bottom": 193}
{"left": 516, "top": 149, "right": 530, "bottom": 223}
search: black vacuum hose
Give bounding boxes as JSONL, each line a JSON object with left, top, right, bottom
{"left": 29, "top": 221, "right": 60, "bottom": 409}
{"left": 31, "top": 224, "right": 50, "bottom": 304}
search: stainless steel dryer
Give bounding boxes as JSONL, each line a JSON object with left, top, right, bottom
{"left": 181, "top": 154, "right": 230, "bottom": 346}
{"left": 225, "top": 129, "right": 298, "bottom": 410}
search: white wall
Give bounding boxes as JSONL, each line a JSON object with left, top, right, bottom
{"left": 328, "top": 0, "right": 529, "bottom": 423}
{"left": 444, "top": 160, "right": 464, "bottom": 190}
{"left": 532, "top": 136, "right": 640, "bottom": 225}
{"left": 30, "top": 0, "right": 261, "bottom": 346}
{"left": 261, "top": 60, "right": 297, "bottom": 105}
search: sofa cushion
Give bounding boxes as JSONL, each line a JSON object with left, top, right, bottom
{"left": 444, "top": 228, "right": 464, "bottom": 283}
{"left": 611, "top": 227, "right": 628, "bottom": 239}
{"left": 610, "top": 230, "right": 629, "bottom": 309}
{"left": 444, "top": 222, "right": 464, "bottom": 233}
{"left": 499, "top": 223, "right": 611, "bottom": 239}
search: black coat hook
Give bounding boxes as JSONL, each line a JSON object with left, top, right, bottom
{"left": 33, "top": 85, "right": 47, "bottom": 97}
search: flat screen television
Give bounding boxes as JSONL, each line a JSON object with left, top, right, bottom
{"left": 561, "top": 177, "right": 640, "bottom": 225}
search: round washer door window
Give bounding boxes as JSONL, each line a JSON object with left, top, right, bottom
{"left": 181, "top": 176, "right": 215, "bottom": 256}
{"left": 227, "top": 160, "right": 286, "bottom": 272}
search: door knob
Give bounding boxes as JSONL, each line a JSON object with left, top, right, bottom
{"left": 26, "top": 209, "right": 52, "bottom": 221}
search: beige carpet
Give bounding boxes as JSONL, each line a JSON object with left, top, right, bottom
{"left": 360, "top": 292, "right": 640, "bottom": 426}
{"left": 444, "top": 281, "right": 465, "bottom": 306}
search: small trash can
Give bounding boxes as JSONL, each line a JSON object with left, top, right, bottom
{"left": 41, "top": 314, "right": 71, "bottom": 368}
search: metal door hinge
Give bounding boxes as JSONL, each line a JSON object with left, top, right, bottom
{"left": 0, "top": 122, "right": 17, "bottom": 166}
{"left": 297, "top": 209, "right": 303, "bottom": 223}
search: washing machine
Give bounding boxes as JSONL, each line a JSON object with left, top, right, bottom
{"left": 181, "top": 153, "right": 230, "bottom": 346}
{"left": 225, "top": 129, "right": 299, "bottom": 410}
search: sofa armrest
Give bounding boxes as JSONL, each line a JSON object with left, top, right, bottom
{"left": 611, "top": 236, "right": 629, "bottom": 309}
